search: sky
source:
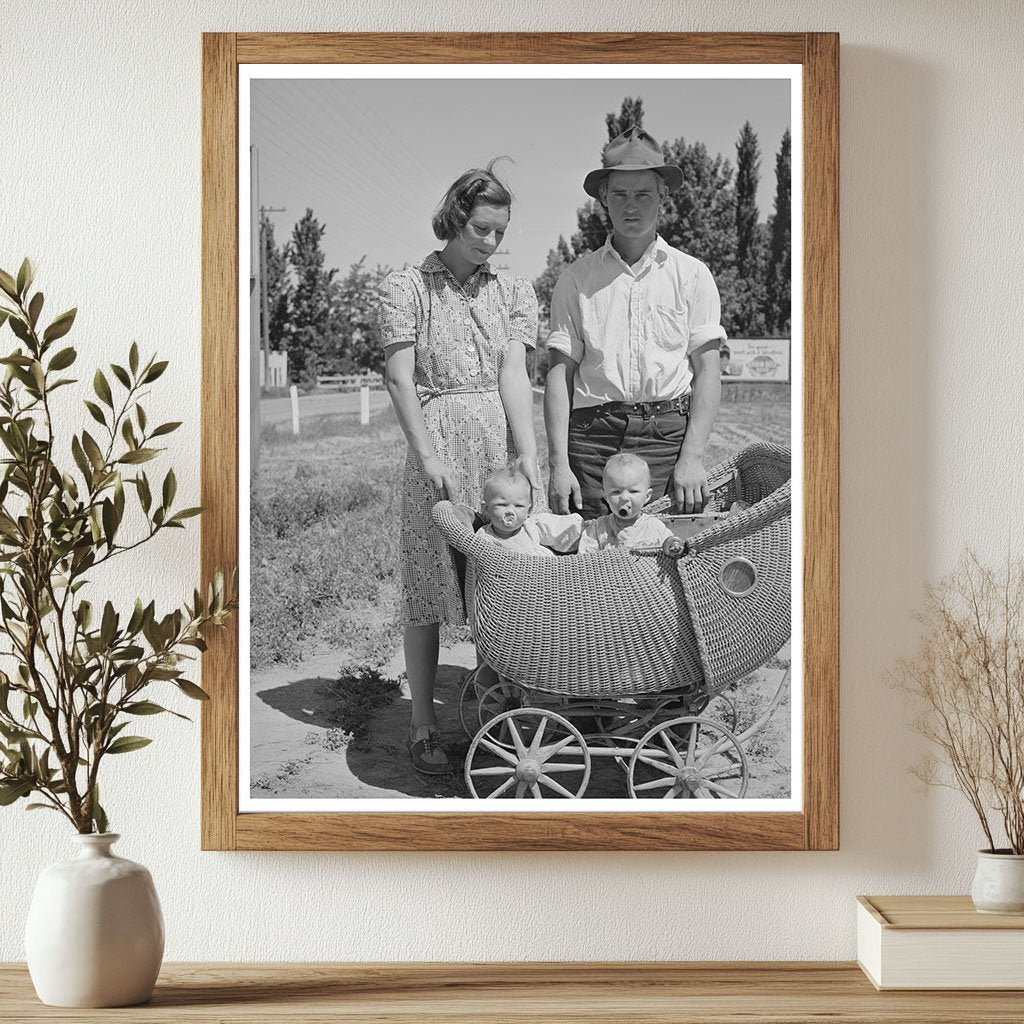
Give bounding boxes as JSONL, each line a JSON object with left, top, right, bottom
{"left": 249, "top": 73, "right": 791, "bottom": 281}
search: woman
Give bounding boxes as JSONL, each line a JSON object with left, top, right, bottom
{"left": 377, "top": 160, "right": 540, "bottom": 774}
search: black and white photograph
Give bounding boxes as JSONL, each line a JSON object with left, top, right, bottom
{"left": 240, "top": 66, "right": 801, "bottom": 810}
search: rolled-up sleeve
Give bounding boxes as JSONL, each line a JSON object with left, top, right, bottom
{"left": 510, "top": 276, "right": 539, "bottom": 349}
{"left": 546, "top": 268, "right": 585, "bottom": 365}
{"left": 687, "top": 261, "right": 727, "bottom": 353}
{"left": 376, "top": 271, "right": 418, "bottom": 350}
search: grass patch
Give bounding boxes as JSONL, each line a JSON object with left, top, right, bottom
{"left": 322, "top": 667, "right": 403, "bottom": 742}
{"left": 250, "top": 390, "right": 791, "bottom": 671}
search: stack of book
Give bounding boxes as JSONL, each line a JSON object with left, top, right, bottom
{"left": 857, "top": 895, "right": 1024, "bottom": 990}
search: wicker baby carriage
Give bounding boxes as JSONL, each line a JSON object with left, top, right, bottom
{"left": 432, "top": 441, "right": 792, "bottom": 800}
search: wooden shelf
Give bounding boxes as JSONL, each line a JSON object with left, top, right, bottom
{"left": 4, "top": 962, "right": 1024, "bottom": 1022}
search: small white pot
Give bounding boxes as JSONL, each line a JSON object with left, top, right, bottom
{"left": 971, "top": 849, "right": 1024, "bottom": 915}
{"left": 25, "top": 833, "right": 164, "bottom": 1007}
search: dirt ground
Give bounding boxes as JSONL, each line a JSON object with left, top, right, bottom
{"left": 249, "top": 641, "right": 791, "bottom": 801}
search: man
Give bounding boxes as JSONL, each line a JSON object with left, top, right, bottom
{"left": 545, "top": 127, "right": 726, "bottom": 518}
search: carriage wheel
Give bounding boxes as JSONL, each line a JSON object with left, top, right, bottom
{"left": 627, "top": 717, "right": 749, "bottom": 799}
{"left": 465, "top": 708, "right": 591, "bottom": 799}
{"left": 458, "top": 668, "right": 491, "bottom": 738}
{"left": 475, "top": 680, "right": 525, "bottom": 744}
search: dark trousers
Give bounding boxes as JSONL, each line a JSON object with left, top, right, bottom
{"left": 567, "top": 406, "right": 689, "bottom": 519}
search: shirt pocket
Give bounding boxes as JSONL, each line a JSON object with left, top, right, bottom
{"left": 646, "top": 304, "right": 689, "bottom": 351}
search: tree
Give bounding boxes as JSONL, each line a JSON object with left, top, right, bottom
{"left": 605, "top": 96, "right": 644, "bottom": 139}
{"left": 261, "top": 215, "right": 292, "bottom": 355}
{"left": 328, "top": 257, "right": 391, "bottom": 374}
{"left": 734, "top": 121, "right": 761, "bottom": 280}
{"left": 658, "top": 138, "right": 737, "bottom": 272}
{"left": 765, "top": 128, "right": 792, "bottom": 337}
{"left": 533, "top": 235, "right": 574, "bottom": 320}
{"left": 570, "top": 203, "right": 608, "bottom": 258}
{"left": 287, "top": 209, "right": 335, "bottom": 386}
{"left": 730, "top": 122, "right": 768, "bottom": 336}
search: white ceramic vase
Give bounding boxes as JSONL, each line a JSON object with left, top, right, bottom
{"left": 24, "top": 833, "right": 164, "bottom": 1007}
{"left": 971, "top": 849, "right": 1024, "bottom": 915}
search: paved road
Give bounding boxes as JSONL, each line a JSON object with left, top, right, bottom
{"left": 259, "top": 389, "right": 392, "bottom": 425}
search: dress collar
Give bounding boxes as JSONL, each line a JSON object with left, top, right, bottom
{"left": 416, "top": 251, "right": 496, "bottom": 278}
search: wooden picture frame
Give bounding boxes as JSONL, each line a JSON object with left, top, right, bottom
{"left": 201, "top": 32, "right": 839, "bottom": 851}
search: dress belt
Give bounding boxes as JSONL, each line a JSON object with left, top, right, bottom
{"left": 419, "top": 385, "right": 499, "bottom": 405}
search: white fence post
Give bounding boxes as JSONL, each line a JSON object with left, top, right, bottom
{"left": 360, "top": 386, "right": 370, "bottom": 426}
{"left": 290, "top": 385, "right": 300, "bottom": 435}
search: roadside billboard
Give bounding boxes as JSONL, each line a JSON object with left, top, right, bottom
{"left": 721, "top": 339, "right": 791, "bottom": 382}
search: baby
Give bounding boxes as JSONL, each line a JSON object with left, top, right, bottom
{"left": 577, "top": 453, "right": 675, "bottom": 553}
{"left": 478, "top": 467, "right": 582, "bottom": 557}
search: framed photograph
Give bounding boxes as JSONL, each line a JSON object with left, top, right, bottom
{"left": 201, "top": 32, "right": 838, "bottom": 850}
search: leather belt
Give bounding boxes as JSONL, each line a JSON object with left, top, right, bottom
{"left": 576, "top": 393, "right": 691, "bottom": 420}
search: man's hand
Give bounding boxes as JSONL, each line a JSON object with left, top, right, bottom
{"left": 672, "top": 452, "right": 709, "bottom": 513}
{"left": 548, "top": 461, "right": 582, "bottom": 514}
{"left": 421, "top": 455, "right": 457, "bottom": 499}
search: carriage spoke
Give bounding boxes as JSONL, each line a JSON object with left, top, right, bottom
{"left": 538, "top": 775, "right": 578, "bottom": 799}
{"left": 685, "top": 722, "right": 699, "bottom": 766}
{"left": 539, "top": 762, "right": 587, "bottom": 774}
{"left": 528, "top": 715, "right": 548, "bottom": 756}
{"left": 469, "top": 765, "right": 516, "bottom": 777}
{"left": 660, "top": 730, "right": 685, "bottom": 769}
{"left": 702, "top": 779, "right": 742, "bottom": 798}
{"left": 515, "top": 780, "right": 527, "bottom": 799}
{"left": 479, "top": 737, "right": 519, "bottom": 766}
{"left": 633, "top": 777, "right": 676, "bottom": 792}
{"left": 530, "top": 782, "right": 543, "bottom": 800}
{"left": 662, "top": 783, "right": 681, "bottom": 799}
{"left": 637, "top": 752, "right": 678, "bottom": 776}
{"left": 485, "top": 776, "right": 517, "bottom": 800}
{"left": 507, "top": 718, "right": 528, "bottom": 758}
{"left": 701, "top": 764, "right": 742, "bottom": 782}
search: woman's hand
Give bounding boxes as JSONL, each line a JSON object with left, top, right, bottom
{"left": 421, "top": 455, "right": 457, "bottom": 498}
{"left": 517, "top": 454, "right": 543, "bottom": 501}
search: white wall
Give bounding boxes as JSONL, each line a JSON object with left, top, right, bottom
{"left": 2, "top": 0, "right": 1022, "bottom": 962}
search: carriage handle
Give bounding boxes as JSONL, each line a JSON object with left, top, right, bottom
{"left": 431, "top": 500, "right": 506, "bottom": 572}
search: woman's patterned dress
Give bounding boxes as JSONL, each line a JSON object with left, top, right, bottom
{"left": 377, "top": 252, "right": 539, "bottom": 625}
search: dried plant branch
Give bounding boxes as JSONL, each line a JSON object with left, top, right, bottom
{"left": 894, "top": 551, "right": 1024, "bottom": 854}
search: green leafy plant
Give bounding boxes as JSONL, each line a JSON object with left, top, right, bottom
{"left": 0, "top": 259, "right": 236, "bottom": 833}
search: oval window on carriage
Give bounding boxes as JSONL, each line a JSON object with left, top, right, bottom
{"left": 718, "top": 557, "right": 758, "bottom": 598}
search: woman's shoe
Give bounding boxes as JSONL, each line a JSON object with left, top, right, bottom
{"left": 407, "top": 725, "right": 450, "bottom": 775}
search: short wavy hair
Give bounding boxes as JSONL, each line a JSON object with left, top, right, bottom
{"left": 481, "top": 464, "right": 531, "bottom": 504}
{"left": 432, "top": 158, "right": 514, "bottom": 241}
{"left": 603, "top": 452, "right": 652, "bottom": 488}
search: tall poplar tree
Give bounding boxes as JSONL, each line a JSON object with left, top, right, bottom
{"left": 765, "top": 128, "right": 792, "bottom": 336}
{"left": 288, "top": 209, "right": 335, "bottom": 385}
{"left": 730, "top": 122, "right": 767, "bottom": 336}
